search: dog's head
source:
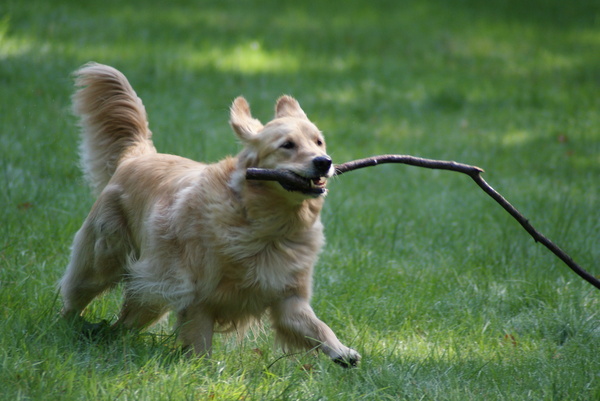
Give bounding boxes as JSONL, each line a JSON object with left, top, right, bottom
{"left": 230, "top": 96, "right": 333, "bottom": 199}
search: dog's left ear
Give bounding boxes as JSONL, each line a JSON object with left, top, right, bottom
{"left": 230, "top": 97, "right": 263, "bottom": 141}
{"left": 275, "top": 95, "right": 308, "bottom": 119}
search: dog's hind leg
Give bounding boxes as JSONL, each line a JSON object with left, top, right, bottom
{"left": 60, "top": 223, "right": 122, "bottom": 319}
{"left": 175, "top": 305, "right": 215, "bottom": 357}
{"left": 113, "top": 291, "right": 169, "bottom": 330}
{"left": 60, "top": 191, "right": 131, "bottom": 320}
{"left": 271, "top": 296, "right": 361, "bottom": 367}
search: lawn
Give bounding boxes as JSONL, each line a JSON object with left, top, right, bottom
{"left": 1, "top": 0, "right": 599, "bottom": 399}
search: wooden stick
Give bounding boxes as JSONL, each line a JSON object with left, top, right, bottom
{"left": 246, "top": 154, "right": 600, "bottom": 290}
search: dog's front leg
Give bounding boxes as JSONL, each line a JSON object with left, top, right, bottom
{"left": 176, "top": 305, "right": 214, "bottom": 357}
{"left": 271, "top": 296, "right": 361, "bottom": 367}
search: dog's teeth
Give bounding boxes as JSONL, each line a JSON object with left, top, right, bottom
{"left": 311, "top": 178, "right": 326, "bottom": 188}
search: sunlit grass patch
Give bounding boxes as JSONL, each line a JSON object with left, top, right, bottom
{"left": 0, "top": 17, "right": 33, "bottom": 58}
{"left": 179, "top": 40, "right": 301, "bottom": 74}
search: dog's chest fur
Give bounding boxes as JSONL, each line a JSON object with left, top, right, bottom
{"left": 129, "top": 157, "right": 325, "bottom": 316}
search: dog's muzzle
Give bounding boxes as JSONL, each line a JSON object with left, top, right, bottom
{"left": 279, "top": 155, "right": 333, "bottom": 197}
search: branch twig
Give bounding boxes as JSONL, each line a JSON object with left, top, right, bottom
{"left": 246, "top": 155, "right": 600, "bottom": 290}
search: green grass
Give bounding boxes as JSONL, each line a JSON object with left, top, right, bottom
{"left": 1, "top": 0, "right": 599, "bottom": 399}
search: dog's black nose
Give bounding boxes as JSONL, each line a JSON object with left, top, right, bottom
{"left": 313, "top": 156, "right": 332, "bottom": 174}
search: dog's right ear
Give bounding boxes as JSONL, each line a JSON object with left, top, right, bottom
{"left": 229, "top": 97, "right": 263, "bottom": 142}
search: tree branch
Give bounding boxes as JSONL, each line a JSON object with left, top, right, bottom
{"left": 246, "top": 154, "right": 600, "bottom": 290}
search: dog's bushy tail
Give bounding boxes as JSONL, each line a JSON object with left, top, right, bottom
{"left": 73, "top": 63, "right": 156, "bottom": 194}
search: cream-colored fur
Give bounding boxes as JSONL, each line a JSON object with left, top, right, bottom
{"left": 60, "top": 63, "right": 360, "bottom": 367}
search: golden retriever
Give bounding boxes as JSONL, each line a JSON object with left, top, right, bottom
{"left": 59, "top": 63, "right": 360, "bottom": 367}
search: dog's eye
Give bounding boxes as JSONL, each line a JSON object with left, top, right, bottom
{"left": 316, "top": 139, "right": 324, "bottom": 147}
{"left": 280, "top": 141, "right": 296, "bottom": 150}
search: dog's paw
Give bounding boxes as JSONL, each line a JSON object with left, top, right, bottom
{"left": 332, "top": 348, "right": 361, "bottom": 368}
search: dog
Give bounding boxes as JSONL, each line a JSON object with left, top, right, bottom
{"left": 59, "top": 63, "right": 360, "bottom": 367}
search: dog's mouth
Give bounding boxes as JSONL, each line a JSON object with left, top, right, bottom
{"left": 280, "top": 172, "right": 328, "bottom": 196}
